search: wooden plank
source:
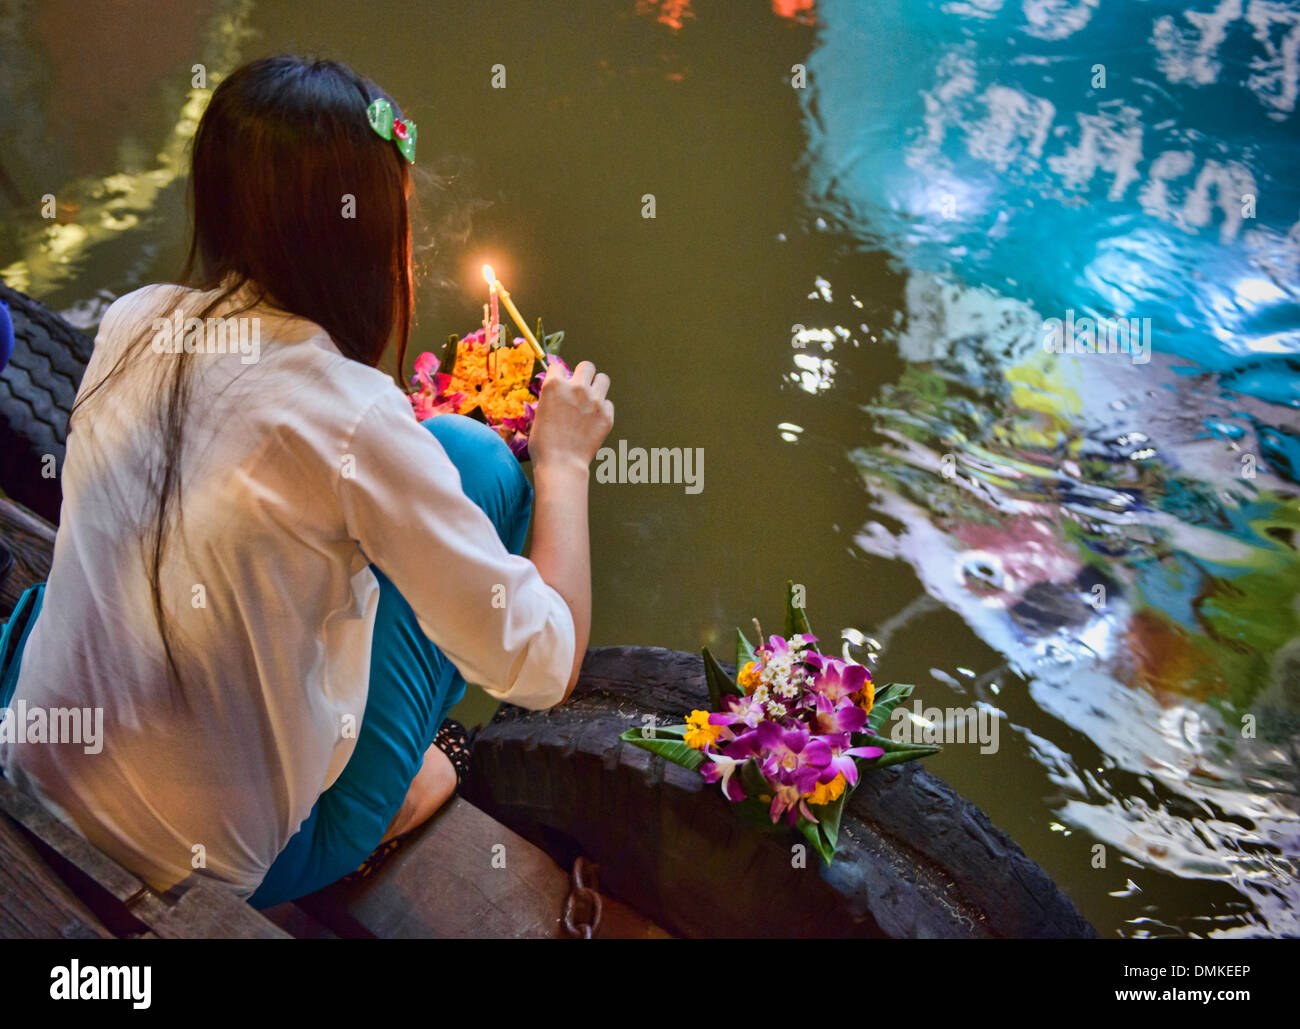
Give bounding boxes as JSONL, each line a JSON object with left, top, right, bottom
{"left": 0, "top": 816, "right": 111, "bottom": 939}
{"left": 0, "top": 496, "right": 55, "bottom": 618}
{"left": 129, "top": 884, "right": 290, "bottom": 940}
{"left": 0, "top": 777, "right": 287, "bottom": 939}
{"left": 596, "top": 895, "right": 672, "bottom": 940}
{"left": 0, "top": 777, "right": 144, "bottom": 906}
{"left": 260, "top": 902, "right": 340, "bottom": 940}
{"left": 298, "top": 797, "right": 572, "bottom": 939}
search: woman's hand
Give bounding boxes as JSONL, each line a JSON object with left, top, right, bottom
{"left": 526, "top": 359, "right": 612, "bottom": 703}
{"left": 529, "top": 360, "right": 614, "bottom": 474}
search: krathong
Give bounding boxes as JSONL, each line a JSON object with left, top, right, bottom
{"left": 408, "top": 266, "right": 565, "bottom": 460}
{"left": 408, "top": 325, "right": 565, "bottom": 461}
{"left": 408, "top": 330, "right": 566, "bottom": 457}
{"left": 619, "top": 583, "right": 940, "bottom": 864}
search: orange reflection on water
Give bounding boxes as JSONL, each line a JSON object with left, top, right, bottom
{"left": 772, "top": 0, "right": 816, "bottom": 25}
{"left": 635, "top": 0, "right": 694, "bottom": 31}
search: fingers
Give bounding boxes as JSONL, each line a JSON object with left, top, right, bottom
{"left": 540, "top": 360, "right": 611, "bottom": 422}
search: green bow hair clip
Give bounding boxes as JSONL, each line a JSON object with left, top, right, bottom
{"left": 366, "top": 98, "right": 417, "bottom": 164}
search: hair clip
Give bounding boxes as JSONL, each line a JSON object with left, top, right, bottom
{"left": 366, "top": 98, "right": 417, "bottom": 164}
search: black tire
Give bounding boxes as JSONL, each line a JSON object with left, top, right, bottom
{"left": 0, "top": 284, "right": 92, "bottom": 523}
{"left": 465, "top": 646, "right": 1096, "bottom": 938}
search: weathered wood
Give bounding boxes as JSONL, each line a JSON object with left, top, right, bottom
{"left": 129, "top": 883, "right": 290, "bottom": 940}
{"left": 0, "top": 776, "right": 143, "bottom": 908}
{"left": 260, "top": 902, "right": 340, "bottom": 940}
{"left": 0, "top": 777, "right": 288, "bottom": 939}
{"left": 0, "top": 816, "right": 111, "bottom": 939}
{"left": 298, "top": 797, "right": 574, "bottom": 939}
{"left": 596, "top": 894, "right": 672, "bottom": 939}
{"left": 0, "top": 496, "right": 55, "bottom": 618}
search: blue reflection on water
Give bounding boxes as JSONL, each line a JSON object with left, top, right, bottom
{"left": 803, "top": 0, "right": 1299, "bottom": 388}
{"left": 797, "top": 0, "right": 1300, "bottom": 935}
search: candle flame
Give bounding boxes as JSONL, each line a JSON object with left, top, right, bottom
{"left": 482, "top": 264, "right": 496, "bottom": 287}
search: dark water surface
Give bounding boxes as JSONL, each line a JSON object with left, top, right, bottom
{"left": 1, "top": 0, "right": 1297, "bottom": 937}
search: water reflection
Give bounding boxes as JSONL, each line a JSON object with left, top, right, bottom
{"left": 800, "top": 0, "right": 1299, "bottom": 934}
{"left": 0, "top": 0, "right": 252, "bottom": 312}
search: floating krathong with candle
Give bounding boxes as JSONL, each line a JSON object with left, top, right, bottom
{"left": 408, "top": 265, "right": 566, "bottom": 461}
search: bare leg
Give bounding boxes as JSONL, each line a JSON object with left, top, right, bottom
{"left": 380, "top": 742, "right": 457, "bottom": 843}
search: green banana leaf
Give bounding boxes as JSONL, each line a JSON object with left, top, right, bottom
{"left": 874, "top": 746, "right": 941, "bottom": 768}
{"left": 736, "top": 628, "right": 757, "bottom": 672}
{"left": 784, "top": 579, "right": 814, "bottom": 644}
{"left": 727, "top": 761, "right": 789, "bottom": 835}
{"left": 867, "top": 681, "right": 915, "bottom": 734}
{"left": 439, "top": 333, "right": 461, "bottom": 377}
{"left": 625, "top": 723, "right": 689, "bottom": 740}
{"left": 798, "top": 816, "right": 834, "bottom": 865}
{"left": 702, "top": 647, "right": 741, "bottom": 709}
{"left": 857, "top": 729, "right": 941, "bottom": 767}
{"left": 805, "top": 785, "right": 853, "bottom": 864}
{"left": 536, "top": 316, "right": 564, "bottom": 354}
{"left": 619, "top": 729, "right": 705, "bottom": 772}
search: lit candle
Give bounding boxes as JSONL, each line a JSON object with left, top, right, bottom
{"left": 482, "top": 265, "right": 546, "bottom": 362}
{"left": 489, "top": 280, "right": 501, "bottom": 349}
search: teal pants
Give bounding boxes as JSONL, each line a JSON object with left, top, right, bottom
{"left": 0, "top": 415, "right": 533, "bottom": 908}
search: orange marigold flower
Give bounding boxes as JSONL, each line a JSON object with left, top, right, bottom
{"left": 855, "top": 680, "right": 875, "bottom": 716}
{"left": 446, "top": 339, "right": 535, "bottom": 418}
{"left": 806, "top": 773, "right": 847, "bottom": 806}
{"left": 737, "top": 661, "right": 761, "bottom": 694}
{"left": 684, "top": 709, "right": 723, "bottom": 751}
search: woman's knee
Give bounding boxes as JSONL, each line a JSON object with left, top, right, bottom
{"left": 420, "top": 414, "right": 532, "bottom": 553}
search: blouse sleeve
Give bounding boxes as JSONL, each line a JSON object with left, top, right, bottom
{"left": 334, "top": 390, "right": 575, "bottom": 710}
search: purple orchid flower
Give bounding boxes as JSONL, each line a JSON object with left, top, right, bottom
{"left": 754, "top": 721, "right": 831, "bottom": 795}
{"left": 710, "top": 692, "right": 768, "bottom": 731}
{"left": 412, "top": 350, "right": 440, "bottom": 387}
{"left": 700, "top": 752, "right": 747, "bottom": 802}
{"left": 716, "top": 728, "right": 762, "bottom": 760}
{"left": 755, "top": 632, "right": 818, "bottom": 663}
{"left": 817, "top": 731, "right": 885, "bottom": 788}
{"left": 811, "top": 693, "right": 869, "bottom": 736}
{"left": 805, "top": 654, "right": 871, "bottom": 704}
{"left": 768, "top": 780, "right": 819, "bottom": 826}
{"left": 530, "top": 353, "right": 570, "bottom": 395}
{"left": 498, "top": 400, "right": 538, "bottom": 459}
{"left": 409, "top": 352, "right": 465, "bottom": 420}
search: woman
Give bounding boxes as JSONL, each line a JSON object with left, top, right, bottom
{"left": 0, "top": 56, "right": 613, "bottom": 908}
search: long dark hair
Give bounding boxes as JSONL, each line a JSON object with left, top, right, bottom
{"left": 72, "top": 56, "right": 416, "bottom": 698}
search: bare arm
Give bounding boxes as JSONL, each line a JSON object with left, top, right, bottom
{"left": 527, "top": 360, "right": 613, "bottom": 701}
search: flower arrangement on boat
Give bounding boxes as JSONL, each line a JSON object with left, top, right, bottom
{"left": 408, "top": 325, "right": 567, "bottom": 461}
{"left": 620, "top": 583, "right": 940, "bottom": 863}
